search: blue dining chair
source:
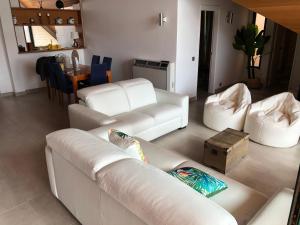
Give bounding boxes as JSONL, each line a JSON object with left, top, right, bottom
{"left": 102, "top": 57, "right": 112, "bottom": 70}
{"left": 89, "top": 64, "right": 108, "bottom": 86}
{"left": 46, "top": 62, "right": 60, "bottom": 101}
{"left": 91, "top": 55, "right": 101, "bottom": 66}
{"left": 49, "top": 62, "right": 73, "bottom": 104}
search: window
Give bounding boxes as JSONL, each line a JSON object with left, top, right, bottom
{"left": 252, "top": 12, "right": 267, "bottom": 68}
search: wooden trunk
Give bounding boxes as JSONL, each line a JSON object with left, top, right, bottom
{"left": 203, "top": 128, "right": 249, "bottom": 174}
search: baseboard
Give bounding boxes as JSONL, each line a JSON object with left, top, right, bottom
{"left": 0, "top": 87, "right": 45, "bottom": 98}
{"left": 189, "top": 96, "right": 198, "bottom": 102}
{"left": 0, "top": 92, "right": 14, "bottom": 97}
{"left": 215, "top": 81, "right": 244, "bottom": 93}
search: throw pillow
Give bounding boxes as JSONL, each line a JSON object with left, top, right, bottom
{"left": 108, "top": 129, "right": 146, "bottom": 162}
{"left": 168, "top": 167, "right": 228, "bottom": 197}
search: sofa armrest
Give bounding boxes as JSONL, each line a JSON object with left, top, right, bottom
{"left": 247, "top": 188, "right": 293, "bottom": 225}
{"left": 68, "top": 104, "right": 116, "bottom": 130}
{"left": 155, "top": 89, "right": 189, "bottom": 127}
{"left": 46, "top": 129, "right": 133, "bottom": 181}
{"left": 45, "top": 146, "right": 58, "bottom": 198}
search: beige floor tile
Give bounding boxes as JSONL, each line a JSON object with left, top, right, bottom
{"left": 29, "top": 193, "right": 80, "bottom": 225}
{"left": 0, "top": 203, "right": 45, "bottom": 225}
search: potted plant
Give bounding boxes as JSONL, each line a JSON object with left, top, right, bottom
{"left": 233, "top": 24, "right": 270, "bottom": 89}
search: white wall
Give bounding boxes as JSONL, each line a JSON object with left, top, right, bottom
{"left": 0, "top": 0, "right": 85, "bottom": 94}
{"left": 212, "top": 1, "right": 249, "bottom": 91}
{"left": 176, "top": 0, "right": 201, "bottom": 97}
{"left": 289, "top": 35, "right": 300, "bottom": 96}
{"left": 81, "top": 0, "right": 178, "bottom": 82}
{"left": 55, "top": 26, "right": 76, "bottom": 48}
{"left": 0, "top": 0, "right": 249, "bottom": 96}
{"left": 176, "top": 0, "right": 249, "bottom": 97}
{"left": 0, "top": 18, "right": 14, "bottom": 94}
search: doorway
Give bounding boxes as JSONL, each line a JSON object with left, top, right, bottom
{"left": 197, "top": 10, "right": 214, "bottom": 94}
{"left": 267, "top": 24, "right": 297, "bottom": 93}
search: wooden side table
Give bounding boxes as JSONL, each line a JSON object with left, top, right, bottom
{"left": 203, "top": 128, "right": 250, "bottom": 174}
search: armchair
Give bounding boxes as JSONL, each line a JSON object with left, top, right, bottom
{"left": 244, "top": 92, "right": 300, "bottom": 148}
{"left": 203, "top": 83, "right": 251, "bottom": 131}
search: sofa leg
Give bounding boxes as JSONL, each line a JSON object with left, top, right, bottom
{"left": 179, "top": 126, "right": 187, "bottom": 130}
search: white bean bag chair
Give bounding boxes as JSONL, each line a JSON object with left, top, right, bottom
{"left": 244, "top": 92, "right": 300, "bottom": 148}
{"left": 203, "top": 83, "right": 252, "bottom": 131}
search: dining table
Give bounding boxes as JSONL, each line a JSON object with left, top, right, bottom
{"left": 65, "top": 64, "right": 112, "bottom": 103}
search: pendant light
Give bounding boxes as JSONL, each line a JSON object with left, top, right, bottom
{"left": 56, "top": 0, "right": 64, "bottom": 9}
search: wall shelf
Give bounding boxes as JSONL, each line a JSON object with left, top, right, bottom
{"left": 10, "top": 4, "right": 84, "bottom": 54}
{"left": 18, "top": 47, "right": 85, "bottom": 54}
{"left": 11, "top": 7, "right": 82, "bottom": 26}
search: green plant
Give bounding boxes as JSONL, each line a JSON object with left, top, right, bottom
{"left": 233, "top": 24, "right": 271, "bottom": 79}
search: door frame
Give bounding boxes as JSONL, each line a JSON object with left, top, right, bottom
{"left": 198, "top": 5, "right": 220, "bottom": 94}
{"left": 267, "top": 23, "right": 297, "bottom": 89}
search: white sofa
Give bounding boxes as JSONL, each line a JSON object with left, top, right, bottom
{"left": 203, "top": 83, "right": 251, "bottom": 132}
{"left": 68, "top": 78, "right": 189, "bottom": 141}
{"left": 248, "top": 188, "right": 293, "bottom": 225}
{"left": 45, "top": 128, "right": 271, "bottom": 225}
{"left": 244, "top": 92, "right": 300, "bottom": 148}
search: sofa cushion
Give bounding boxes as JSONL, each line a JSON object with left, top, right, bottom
{"left": 78, "top": 83, "right": 119, "bottom": 101}
{"left": 177, "top": 161, "right": 267, "bottom": 225}
{"left": 136, "top": 138, "right": 188, "bottom": 171}
{"left": 116, "top": 78, "right": 157, "bottom": 110}
{"left": 88, "top": 111, "right": 155, "bottom": 141}
{"left": 97, "top": 159, "right": 238, "bottom": 225}
{"left": 109, "top": 129, "right": 146, "bottom": 162}
{"left": 168, "top": 167, "right": 228, "bottom": 198}
{"left": 111, "top": 112, "right": 155, "bottom": 135}
{"left": 80, "top": 84, "right": 130, "bottom": 116}
{"left": 135, "top": 138, "right": 266, "bottom": 225}
{"left": 135, "top": 103, "right": 182, "bottom": 125}
{"left": 136, "top": 138, "right": 267, "bottom": 224}
{"left": 46, "top": 129, "right": 134, "bottom": 181}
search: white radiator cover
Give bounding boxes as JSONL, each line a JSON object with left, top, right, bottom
{"left": 132, "top": 59, "right": 175, "bottom": 92}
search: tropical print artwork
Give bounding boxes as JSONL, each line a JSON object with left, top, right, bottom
{"left": 168, "top": 167, "right": 228, "bottom": 198}
{"left": 108, "top": 129, "right": 146, "bottom": 162}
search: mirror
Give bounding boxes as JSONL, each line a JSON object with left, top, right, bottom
{"left": 15, "top": 25, "right": 82, "bottom": 52}
{"left": 10, "top": 0, "right": 84, "bottom": 53}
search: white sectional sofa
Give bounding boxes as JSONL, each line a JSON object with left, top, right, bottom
{"left": 52, "top": 80, "right": 294, "bottom": 225}
{"left": 46, "top": 128, "right": 270, "bottom": 225}
{"left": 68, "top": 78, "right": 189, "bottom": 141}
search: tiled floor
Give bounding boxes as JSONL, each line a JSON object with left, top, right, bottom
{"left": 0, "top": 89, "right": 299, "bottom": 224}
{"left": 0, "top": 91, "right": 79, "bottom": 225}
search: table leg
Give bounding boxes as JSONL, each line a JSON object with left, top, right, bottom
{"left": 107, "top": 70, "right": 113, "bottom": 83}
{"left": 72, "top": 78, "right": 79, "bottom": 103}
{"left": 46, "top": 79, "right": 51, "bottom": 100}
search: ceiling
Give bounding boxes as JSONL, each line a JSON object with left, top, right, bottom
{"left": 232, "top": 0, "right": 300, "bottom": 33}
{"left": 18, "top": 0, "right": 80, "bottom": 9}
